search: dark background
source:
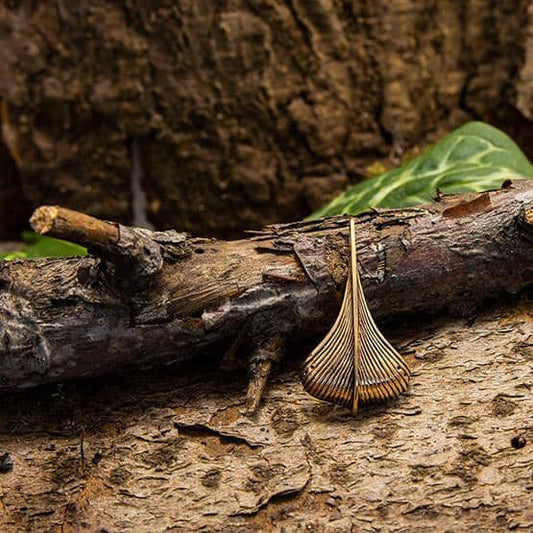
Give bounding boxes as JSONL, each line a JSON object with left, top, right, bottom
{"left": 1, "top": 0, "right": 532, "bottom": 239}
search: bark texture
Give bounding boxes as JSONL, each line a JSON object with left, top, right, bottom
{"left": 0, "top": 186, "right": 531, "bottom": 531}
{"left": 1, "top": 1, "right": 533, "bottom": 237}
{"left": 0, "top": 298, "right": 531, "bottom": 531}
{"left": 0, "top": 182, "right": 532, "bottom": 393}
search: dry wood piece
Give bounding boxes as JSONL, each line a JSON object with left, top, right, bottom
{"left": 30, "top": 206, "right": 120, "bottom": 248}
{"left": 0, "top": 182, "right": 532, "bottom": 402}
{"left": 30, "top": 205, "right": 165, "bottom": 287}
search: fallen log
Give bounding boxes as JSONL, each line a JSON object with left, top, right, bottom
{"left": 0, "top": 182, "right": 532, "bottom": 399}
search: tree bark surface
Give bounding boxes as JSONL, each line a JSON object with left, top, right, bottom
{"left": 1, "top": 1, "right": 533, "bottom": 237}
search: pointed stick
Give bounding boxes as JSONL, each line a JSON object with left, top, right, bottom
{"left": 244, "top": 336, "right": 285, "bottom": 414}
{"left": 245, "top": 357, "right": 273, "bottom": 414}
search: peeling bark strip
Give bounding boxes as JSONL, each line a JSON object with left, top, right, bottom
{"left": 0, "top": 182, "right": 532, "bottom": 393}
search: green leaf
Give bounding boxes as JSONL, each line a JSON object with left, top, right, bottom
{"left": 0, "top": 251, "right": 28, "bottom": 260}
{"left": 308, "top": 121, "right": 533, "bottom": 219}
{"left": 0, "top": 232, "right": 87, "bottom": 260}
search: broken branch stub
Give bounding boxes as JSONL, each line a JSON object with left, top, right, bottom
{"left": 30, "top": 205, "right": 163, "bottom": 287}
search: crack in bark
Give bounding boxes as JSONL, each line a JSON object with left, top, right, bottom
{"left": 174, "top": 421, "right": 263, "bottom": 449}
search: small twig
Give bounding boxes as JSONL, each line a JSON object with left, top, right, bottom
{"left": 245, "top": 336, "right": 285, "bottom": 413}
{"left": 30, "top": 205, "right": 163, "bottom": 287}
{"left": 246, "top": 357, "right": 273, "bottom": 413}
{"left": 30, "top": 206, "right": 120, "bottom": 249}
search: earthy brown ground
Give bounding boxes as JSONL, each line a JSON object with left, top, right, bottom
{"left": 0, "top": 296, "right": 531, "bottom": 532}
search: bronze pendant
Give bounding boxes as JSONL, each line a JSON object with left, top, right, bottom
{"left": 301, "top": 219, "right": 411, "bottom": 413}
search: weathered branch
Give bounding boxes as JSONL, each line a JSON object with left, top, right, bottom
{"left": 0, "top": 182, "right": 532, "bottom": 393}
{"left": 30, "top": 205, "right": 165, "bottom": 286}
{"left": 30, "top": 206, "right": 120, "bottom": 248}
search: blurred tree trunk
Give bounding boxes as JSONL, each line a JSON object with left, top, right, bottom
{"left": 1, "top": 0, "right": 532, "bottom": 238}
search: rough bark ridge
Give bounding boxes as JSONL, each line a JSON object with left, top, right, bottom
{"left": 1, "top": 0, "right": 532, "bottom": 237}
{"left": 0, "top": 183, "right": 532, "bottom": 394}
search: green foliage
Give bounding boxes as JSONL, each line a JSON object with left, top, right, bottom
{"left": 309, "top": 121, "right": 533, "bottom": 219}
{"left": 0, "top": 232, "right": 87, "bottom": 260}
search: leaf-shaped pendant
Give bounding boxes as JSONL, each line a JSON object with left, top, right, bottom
{"left": 301, "top": 219, "right": 411, "bottom": 413}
